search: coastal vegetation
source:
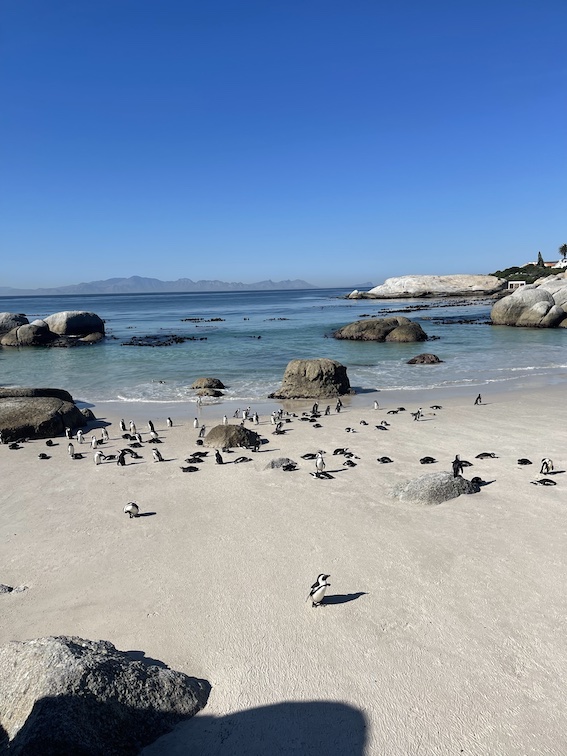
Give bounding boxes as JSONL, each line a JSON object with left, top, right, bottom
{"left": 490, "top": 264, "right": 560, "bottom": 284}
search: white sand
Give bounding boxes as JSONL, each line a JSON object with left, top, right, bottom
{"left": 1, "top": 386, "right": 566, "bottom": 755}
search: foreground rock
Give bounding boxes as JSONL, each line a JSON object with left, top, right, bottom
{"left": 204, "top": 424, "right": 261, "bottom": 449}
{"left": 391, "top": 472, "right": 478, "bottom": 505}
{"left": 349, "top": 275, "right": 506, "bottom": 299}
{"left": 0, "top": 636, "right": 210, "bottom": 755}
{"left": 407, "top": 353, "right": 443, "bottom": 364}
{"left": 0, "top": 388, "right": 87, "bottom": 441}
{"left": 268, "top": 358, "right": 352, "bottom": 399}
{"left": 334, "top": 317, "right": 427, "bottom": 342}
{"left": 490, "top": 275, "right": 567, "bottom": 327}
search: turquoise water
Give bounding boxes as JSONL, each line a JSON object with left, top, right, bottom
{"left": 1, "top": 288, "right": 565, "bottom": 404}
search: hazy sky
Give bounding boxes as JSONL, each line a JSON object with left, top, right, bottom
{"left": 2, "top": 0, "right": 565, "bottom": 288}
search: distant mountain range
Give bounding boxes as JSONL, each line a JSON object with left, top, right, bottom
{"left": 0, "top": 276, "right": 319, "bottom": 296}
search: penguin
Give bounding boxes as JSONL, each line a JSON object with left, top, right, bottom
{"left": 166, "top": 417, "right": 173, "bottom": 428}
{"left": 315, "top": 452, "right": 325, "bottom": 476}
{"left": 222, "top": 415, "right": 228, "bottom": 426}
{"left": 387, "top": 410, "right": 399, "bottom": 415}
{"left": 215, "top": 450, "right": 224, "bottom": 465}
{"left": 373, "top": 400, "right": 379, "bottom": 410}
{"left": 180, "top": 465, "right": 199, "bottom": 472}
{"left": 124, "top": 502, "right": 139, "bottom": 518}
{"left": 517, "top": 458, "right": 532, "bottom": 465}
{"left": 532, "top": 478, "right": 556, "bottom": 486}
{"left": 431, "top": 405, "right": 442, "bottom": 410}
{"left": 8, "top": 443, "right": 22, "bottom": 450}
{"left": 46, "top": 439, "right": 55, "bottom": 447}
{"left": 198, "top": 424, "right": 206, "bottom": 438}
{"left": 38, "top": 453, "right": 50, "bottom": 460}
{"left": 452, "top": 455, "right": 464, "bottom": 477}
{"left": 375, "top": 424, "right": 388, "bottom": 431}
{"left": 90, "top": 436, "right": 98, "bottom": 449}
{"left": 420, "top": 456, "right": 437, "bottom": 464}
{"left": 94, "top": 450, "right": 105, "bottom": 465}
{"left": 470, "top": 476, "right": 484, "bottom": 488}
{"left": 120, "top": 419, "right": 127, "bottom": 431}
{"left": 359, "top": 420, "right": 368, "bottom": 426}
{"left": 540, "top": 458, "right": 554, "bottom": 475}
{"left": 101, "top": 428, "right": 109, "bottom": 443}
{"left": 152, "top": 448, "right": 164, "bottom": 462}
{"left": 378, "top": 456, "right": 393, "bottom": 464}
{"left": 68, "top": 442, "right": 75, "bottom": 457}
{"left": 71, "top": 453, "right": 85, "bottom": 460}
{"left": 65, "top": 427, "right": 72, "bottom": 439}
{"left": 116, "top": 451, "right": 126, "bottom": 466}
{"left": 234, "top": 456, "right": 251, "bottom": 463}
{"left": 475, "top": 452, "right": 498, "bottom": 459}
{"left": 193, "top": 418, "right": 199, "bottom": 429}
{"left": 344, "top": 459, "right": 357, "bottom": 467}
{"left": 134, "top": 432, "right": 143, "bottom": 444}
{"left": 149, "top": 430, "right": 159, "bottom": 442}
{"left": 76, "top": 430, "right": 84, "bottom": 444}
{"left": 307, "top": 574, "right": 331, "bottom": 607}
{"left": 129, "top": 421, "right": 136, "bottom": 434}
{"left": 148, "top": 420, "right": 155, "bottom": 433}
{"left": 333, "top": 448, "right": 348, "bottom": 456}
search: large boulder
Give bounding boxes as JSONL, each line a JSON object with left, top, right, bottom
{"left": 0, "top": 388, "right": 87, "bottom": 441}
{"left": 43, "top": 311, "right": 105, "bottom": 336}
{"left": 490, "top": 286, "right": 566, "bottom": 327}
{"left": 0, "top": 636, "right": 210, "bottom": 756}
{"left": 1, "top": 322, "right": 56, "bottom": 347}
{"left": 391, "top": 471, "right": 477, "bottom": 505}
{"left": 204, "top": 424, "right": 260, "bottom": 449}
{"left": 268, "top": 358, "right": 352, "bottom": 399}
{"left": 190, "top": 377, "right": 225, "bottom": 389}
{"left": 0, "top": 313, "right": 29, "bottom": 334}
{"left": 349, "top": 275, "right": 506, "bottom": 299}
{"left": 334, "top": 317, "right": 428, "bottom": 342}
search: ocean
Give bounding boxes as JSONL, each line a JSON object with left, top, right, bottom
{"left": 1, "top": 288, "right": 566, "bottom": 406}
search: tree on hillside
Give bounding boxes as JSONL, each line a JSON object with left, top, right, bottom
{"left": 537, "top": 251, "right": 544, "bottom": 266}
{"left": 559, "top": 243, "right": 567, "bottom": 261}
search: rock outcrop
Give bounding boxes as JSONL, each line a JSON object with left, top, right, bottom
{"left": 349, "top": 275, "right": 506, "bottom": 299}
{"left": 190, "top": 377, "right": 226, "bottom": 389}
{"left": 333, "top": 317, "right": 428, "bottom": 342}
{"left": 0, "top": 388, "right": 88, "bottom": 441}
{"left": 391, "top": 472, "right": 477, "bottom": 505}
{"left": 407, "top": 353, "right": 443, "bottom": 364}
{"left": 0, "top": 313, "right": 29, "bottom": 334}
{"left": 268, "top": 358, "right": 352, "bottom": 399}
{"left": 490, "top": 274, "right": 567, "bottom": 327}
{"left": 0, "top": 635, "right": 210, "bottom": 755}
{"left": 1, "top": 310, "right": 105, "bottom": 347}
{"left": 43, "top": 311, "right": 105, "bottom": 336}
{"left": 204, "top": 424, "right": 261, "bottom": 449}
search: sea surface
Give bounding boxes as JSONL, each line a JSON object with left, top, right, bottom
{"left": 1, "top": 288, "right": 566, "bottom": 405}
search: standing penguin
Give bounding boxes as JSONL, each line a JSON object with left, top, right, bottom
{"left": 540, "top": 458, "right": 554, "bottom": 475}
{"left": 116, "top": 450, "right": 126, "bottom": 466}
{"left": 90, "top": 436, "right": 98, "bottom": 449}
{"left": 94, "top": 450, "right": 105, "bottom": 465}
{"left": 65, "top": 427, "right": 72, "bottom": 439}
{"left": 166, "top": 417, "right": 173, "bottom": 428}
{"left": 150, "top": 430, "right": 159, "bottom": 441}
{"left": 193, "top": 418, "right": 199, "bottom": 429}
{"left": 67, "top": 442, "right": 75, "bottom": 457}
{"left": 120, "top": 419, "right": 127, "bottom": 432}
{"left": 148, "top": 420, "right": 155, "bottom": 433}
{"left": 76, "top": 430, "right": 84, "bottom": 444}
{"left": 307, "top": 574, "right": 331, "bottom": 607}
{"left": 222, "top": 415, "right": 228, "bottom": 426}
{"left": 315, "top": 452, "right": 326, "bottom": 476}
{"left": 124, "top": 502, "right": 139, "bottom": 518}
{"left": 152, "top": 448, "right": 164, "bottom": 462}
{"left": 215, "top": 449, "right": 224, "bottom": 465}
{"left": 452, "top": 455, "right": 464, "bottom": 478}
{"left": 101, "top": 427, "right": 109, "bottom": 443}
{"left": 129, "top": 421, "right": 137, "bottom": 434}
{"left": 198, "top": 424, "right": 206, "bottom": 438}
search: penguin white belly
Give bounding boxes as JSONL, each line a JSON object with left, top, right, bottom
{"left": 311, "top": 585, "right": 327, "bottom": 605}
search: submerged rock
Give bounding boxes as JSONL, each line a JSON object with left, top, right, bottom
{"left": 190, "top": 377, "right": 226, "bottom": 389}
{"left": 407, "top": 353, "right": 443, "bottom": 364}
{"left": 334, "top": 317, "right": 428, "bottom": 343}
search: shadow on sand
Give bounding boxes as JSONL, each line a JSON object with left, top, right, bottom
{"left": 142, "top": 700, "right": 368, "bottom": 755}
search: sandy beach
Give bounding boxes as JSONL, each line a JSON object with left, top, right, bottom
{"left": 1, "top": 384, "right": 566, "bottom": 755}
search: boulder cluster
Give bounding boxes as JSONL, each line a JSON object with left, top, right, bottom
{"left": 333, "top": 316, "right": 428, "bottom": 343}
{"left": 0, "top": 311, "right": 105, "bottom": 347}
{"left": 490, "top": 273, "right": 567, "bottom": 328}
{"left": 0, "top": 387, "right": 88, "bottom": 441}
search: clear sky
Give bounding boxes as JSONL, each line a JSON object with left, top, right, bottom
{"left": 1, "top": 0, "right": 565, "bottom": 289}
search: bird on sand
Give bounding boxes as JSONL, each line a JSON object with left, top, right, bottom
{"left": 124, "top": 502, "right": 139, "bottom": 518}
{"left": 307, "top": 574, "right": 331, "bottom": 607}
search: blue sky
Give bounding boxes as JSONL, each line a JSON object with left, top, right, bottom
{"left": 1, "top": 0, "right": 565, "bottom": 288}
